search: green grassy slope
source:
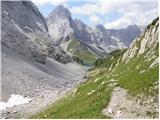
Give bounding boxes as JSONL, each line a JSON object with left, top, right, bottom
{"left": 67, "top": 39, "right": 97, "bottom": 65}
{"left": 95, "top": 49, "right": 159, "bottom": 96}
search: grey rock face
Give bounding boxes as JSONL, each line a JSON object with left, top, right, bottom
{"left": 73, "top": 19, "right": 93, "bottom": 45}
{"left": 47, "top": 5, "right": 75, "bottom": 44}
{"left": 91, "top": 24, "right": 123, "bottom": 53}
{"left": 1, "top": 1, "right": 71, "bottom": 64}
{"left": 2, "top": 1, "right": 48, "bottom": 33}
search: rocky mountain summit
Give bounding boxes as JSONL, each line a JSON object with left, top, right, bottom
{"left": 47, "top": 5, "right": 75, "bottom": 45}
{"left": 1, "top": 1, "right": 71, "bottom": 64}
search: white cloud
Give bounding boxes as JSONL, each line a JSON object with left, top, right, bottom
{"left": 105, "top": 3, "right": 158, "bottom": 29}
{"left": 105, "top": 18, "right": 131, "bottom": 29}
{"left": 70, "top": 1, "right": 158, "bottom": 29}
{"left": 70, "top": 0, "right": 158, "bottom": 16}
{"left": 70, "top": 3, "right": 115, "bottom": 16}
{"left": 89, "top": 15, "right": 102, "bottom": 24}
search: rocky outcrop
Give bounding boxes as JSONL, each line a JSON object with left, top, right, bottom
{"left": 123, "top": 17, "right": 159, "bottom": 62}
{"left": 1, "top": 1, "right": 71, "bottom": 64}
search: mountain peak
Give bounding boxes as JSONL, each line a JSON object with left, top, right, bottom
{"left": 95, "top": 24, "right": 106, "bottom": 31}
{"left": 54, "top": 5, "right": 69, "bottom": 13}
{"left": 56, "top": 4, "right": 66, "bottom": 9}
{"left": 48, "top": 5, "right": 71, "bottom": 19}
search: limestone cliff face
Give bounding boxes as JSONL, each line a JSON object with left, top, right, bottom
{"left": 123, "top": 17, "right": 159, "bottom": 62}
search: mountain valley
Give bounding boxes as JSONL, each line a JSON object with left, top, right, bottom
{"left": 0, "top": 1, "right": 159, "bottom": 119}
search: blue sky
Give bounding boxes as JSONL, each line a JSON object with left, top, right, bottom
{"left": 32, "top": 0, "right": 159, "bottom": 29}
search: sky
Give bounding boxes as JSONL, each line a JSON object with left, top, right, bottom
{"left": 31, "top": 0, "right": 159, "bottom": 29}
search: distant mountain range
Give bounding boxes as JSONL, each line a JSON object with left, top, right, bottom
{"left": 47, "top": 5, "right": 141, "bottom": 64}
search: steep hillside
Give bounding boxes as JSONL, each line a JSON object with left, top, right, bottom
{"left": 67, "top": 39, "right": 97, "bottom": 64}
{"left": 32, "top": 17, "right": 159, "bottom": 119}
